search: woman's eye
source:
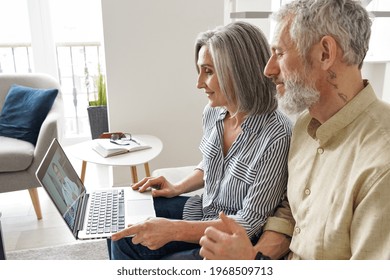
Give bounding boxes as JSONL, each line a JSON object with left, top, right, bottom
{"left": 205, "top": 68, "right": 213, "bottom": 75}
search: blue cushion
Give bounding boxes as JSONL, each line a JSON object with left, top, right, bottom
{"left": 0, "top": 84, "right": 58, "bottom": 145}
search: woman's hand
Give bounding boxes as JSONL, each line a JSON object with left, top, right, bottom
{"left": 132, "top": 176, "right": 181, "bottom": 198}
{"left": 111, "top": 218, "right": 176, "bottom": 250}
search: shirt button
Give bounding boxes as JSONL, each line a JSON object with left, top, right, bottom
{"left": 304, "top": 189, "right": 311, "bottom": 195}
{"left": 317, "top": 147, "right": 324, "bottom": 154}
{"left": 294, "top": 227, "right": 301, "bottom": 234}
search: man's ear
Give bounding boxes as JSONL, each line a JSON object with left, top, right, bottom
{"left": 318, "top": 35, "right": 337, "bottom": 70}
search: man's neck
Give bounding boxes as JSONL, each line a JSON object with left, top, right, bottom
{"left": 309, "top": 66, "right": 365, "bottom": 124}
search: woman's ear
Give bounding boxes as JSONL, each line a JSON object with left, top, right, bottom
{"left": 318, "top": 35, "right": 337, "bottom": 70}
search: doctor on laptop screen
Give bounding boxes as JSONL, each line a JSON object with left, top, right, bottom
{"left": 40, "top": 148, "right": 83, "bottom": 229}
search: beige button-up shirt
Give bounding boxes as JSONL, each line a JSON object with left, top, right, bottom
{"left": 265, "top": 82, "right": 390, "bottom": 259}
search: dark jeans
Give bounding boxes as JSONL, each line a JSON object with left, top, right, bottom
{"left": 107, "top": 196, "right": 202, "bottom": 260}
{"left": 0, "top": 212, "right": 6, "bottom": 260}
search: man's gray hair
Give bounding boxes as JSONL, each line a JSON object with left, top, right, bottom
{"left": 274, "top": 0, "right": 372, "bottom": 69}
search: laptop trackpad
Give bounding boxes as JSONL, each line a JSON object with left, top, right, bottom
{"left": 125, "top": 198, "right": 156, "bottom": 226}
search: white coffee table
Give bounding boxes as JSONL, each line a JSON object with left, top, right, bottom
{"left": 66, "top": 134, "right": 163, "bottom": 184}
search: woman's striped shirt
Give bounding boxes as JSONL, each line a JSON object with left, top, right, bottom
{"left": 182, "top": 104, "right": 292, "bottom": 239}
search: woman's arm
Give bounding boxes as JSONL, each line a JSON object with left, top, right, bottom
{"left": 133, "top": 168, "right": 204, "bottom": 198}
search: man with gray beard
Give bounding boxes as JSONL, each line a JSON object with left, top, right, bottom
{"left": 199, "top": 0, "right": 390, "bottom": 260}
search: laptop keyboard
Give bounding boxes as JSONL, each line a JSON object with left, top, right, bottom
{"left": 86, "top": 189, "right": 125, "bottom": 235}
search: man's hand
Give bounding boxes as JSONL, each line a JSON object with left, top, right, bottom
{"left": 199, "top": 212, "right": 257, "bottom": 260}
{"left": 111, "top": 217, "right": 176, "bottom": 250}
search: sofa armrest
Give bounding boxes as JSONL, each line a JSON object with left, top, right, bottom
{"left": 32, "top": 110, "right": 60, "bottom": 168}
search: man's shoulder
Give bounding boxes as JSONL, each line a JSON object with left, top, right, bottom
{"left": 367, "top": 99, "right": 390, "bottom": 124}
{"left": 294, "top": 110, "right": 311, "bottom": 122}
{"left": 359, "top": 99, "right": 390, "bottom": 141}
{"left": 290, "top": 110, "right": 311, "bottom": 133}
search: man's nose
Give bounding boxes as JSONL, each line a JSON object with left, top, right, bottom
{"left": 264, "top": 55, "right": 279, "bottom": 79}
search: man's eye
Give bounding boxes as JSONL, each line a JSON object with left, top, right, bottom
{"left": 275, "top": 51, "right": 283, "bottom": 58}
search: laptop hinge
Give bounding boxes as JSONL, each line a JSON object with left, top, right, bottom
{"left": 75, "top": 193, "right": 89, "bottom": 236}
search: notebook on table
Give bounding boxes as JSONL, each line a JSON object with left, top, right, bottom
{"left": 36, "top": 138, "right": 156, "bottom": 240}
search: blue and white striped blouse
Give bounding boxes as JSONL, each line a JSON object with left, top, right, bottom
{"left": 182, "top": 104, "right": 292, "bottom": 239}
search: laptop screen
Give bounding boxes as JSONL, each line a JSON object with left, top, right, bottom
{"left": 36, "top": 139, "right": 86, "bottom": 236}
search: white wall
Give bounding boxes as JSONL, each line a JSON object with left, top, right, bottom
{"left": 362, "top": 60, "right": 390, "bottom": 102}
{"left": 101, "top": 0, "right": 224, "bottom": 185}
{"left": 227, "top": 0, "right": 273, "bottom": 39}
{"left": 100, "top": 0, "right": 389, "bottom": 186}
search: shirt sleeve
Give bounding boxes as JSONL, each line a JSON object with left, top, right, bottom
{"left": 263, "top": 198, "right": 295, "bottom": 236}
{"left": 196, "top": 160, "right": 204, "bottom": 171}
{"left": 350, "top": 168, "right": 390, "bottom": 259}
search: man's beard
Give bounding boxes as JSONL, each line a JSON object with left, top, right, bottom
{"left": 277, "top": 71, "right": 320, "bottom": 115}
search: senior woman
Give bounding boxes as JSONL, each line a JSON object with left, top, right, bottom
{"left": 109, "top": 21, "right": 292, "bottom": 260}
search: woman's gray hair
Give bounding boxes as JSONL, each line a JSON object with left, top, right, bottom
{"left": 274, "top": 0, "right": 372, "bottom": 69}
{"left": 195, "top": 21, "right": 277, "bottom": 116}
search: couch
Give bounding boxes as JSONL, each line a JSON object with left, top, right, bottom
{"left": 0, "top": 73, "right": 63, "bottom": 220}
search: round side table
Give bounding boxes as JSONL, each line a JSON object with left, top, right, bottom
{"left": 66, "top": 134, "right": 163, "bottom": 184}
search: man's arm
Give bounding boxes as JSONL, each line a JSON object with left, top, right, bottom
{"left": 350, "top": 169, "right": 390, "bottom": 259}
{"left": 258, "top": 198, "right": 295, "bottom": 259}
{"left": 263, "top": 198, "right": 295, "bottom": 236}
{"left": 199, "top": 199, "right": 294, "bottom": 260}
{"left": 199, "top": 212, "right": 258, "bottom": 260}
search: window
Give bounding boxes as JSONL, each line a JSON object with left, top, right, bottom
{"left": 50, "top": 0, "right": 106, "bottom": 140}
{"left": 0, "top": 0, "right": 32, "bottom": 73}
{"left": 0, "top": 0, "right": 106, "bottom": 142}
{"left": 366, "top": 0, "right": 390, "bottom": 60}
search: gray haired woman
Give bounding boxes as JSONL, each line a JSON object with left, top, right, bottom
{"left": 109, "top": 21, "right": 292, "bottom": 260}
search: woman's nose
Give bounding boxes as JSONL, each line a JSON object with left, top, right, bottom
{"left": 196, "top": 74, "right": 205, "bottom": 89}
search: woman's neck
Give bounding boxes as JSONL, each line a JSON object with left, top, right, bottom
{"left": 225, "top": 110, "right": 247, "bottom": 129}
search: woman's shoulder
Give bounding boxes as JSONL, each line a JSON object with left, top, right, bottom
{"left": 272, "top": 109, "right": 293, "bottom": 130}
{"left": 247, "top": 109, "right": 292, "bottom": 136}
{"left": 202, "top": 104, "right": 226, "bottom": 124}
{"left": 203, "top": 103, "right": 225, "bottom": 116}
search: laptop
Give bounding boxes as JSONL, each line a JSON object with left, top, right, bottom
{"left": 36, "top": 138, "right": 156, "bottom": 240}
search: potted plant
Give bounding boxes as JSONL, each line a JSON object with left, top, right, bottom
{"left": 87, "top": 65, "right": 109, "bottom": 139}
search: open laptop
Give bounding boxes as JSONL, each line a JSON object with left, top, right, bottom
{"left": 36, "top": 138, "right": 156, "bottom": 240}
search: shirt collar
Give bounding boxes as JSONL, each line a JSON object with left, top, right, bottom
{"left": 308, "top": 81, "right": 377, "bottom": 145}
{"left": 216, "top": 107, "right": 268, "bottom": 135}
{"left": 217, "top": 107, "right": 228, "bottom": 121}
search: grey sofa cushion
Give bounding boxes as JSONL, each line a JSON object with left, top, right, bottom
{"left": 0, "top": 136, "right": 34, "bottom": 172}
